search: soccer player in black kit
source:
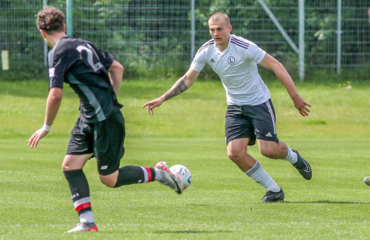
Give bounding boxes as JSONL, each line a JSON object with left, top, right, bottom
{"left": 29, "top": 6, "right": 183, "bottom": 233}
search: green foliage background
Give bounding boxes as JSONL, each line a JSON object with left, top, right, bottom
{"left": 0, "top": 0, "right": 369, "bottom": 81}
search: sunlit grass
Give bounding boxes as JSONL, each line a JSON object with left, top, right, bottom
{"left": 1, "top": 79, "right": 370, "bottom": 239}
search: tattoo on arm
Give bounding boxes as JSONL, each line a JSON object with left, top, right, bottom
{"left": 165, "top": 79, "right": 188, "bottom": 101}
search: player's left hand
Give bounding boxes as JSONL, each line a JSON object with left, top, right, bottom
{"left": 292, "top": 95, "right": 311, "bottom": 116}
{"left": 28, "top": 128, "right": 49, "bottom": 148}
{"left": 142, "top": 97, "right": 165, "bottom": 115}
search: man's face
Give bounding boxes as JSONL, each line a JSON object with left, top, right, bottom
{"left": 208, "top": 20, "right": 231, "bottom": 48}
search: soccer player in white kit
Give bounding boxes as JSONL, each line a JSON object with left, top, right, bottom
{"left": 143, "top": 12, "right": 312, "bottom": 202}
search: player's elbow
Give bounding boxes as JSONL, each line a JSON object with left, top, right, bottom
{"left": 49, "top": 87, "right": 63, "bottom": 102}
{"left": 272, "top": 61, "right": 285, "bottom": 72}
{"left": 109, "top": 60, "right": 124, "bottom": 75}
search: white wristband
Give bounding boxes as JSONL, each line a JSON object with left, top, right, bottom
{"left": 42, "top": 123, "right": 51, "bottom": 131}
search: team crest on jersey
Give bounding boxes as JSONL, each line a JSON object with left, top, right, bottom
{"left": 227, "top": 56, "right": 236, "bottom": 65}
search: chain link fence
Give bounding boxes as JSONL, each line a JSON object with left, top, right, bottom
{"left": 0, "top": 0, "right": 369, "bottom": 81}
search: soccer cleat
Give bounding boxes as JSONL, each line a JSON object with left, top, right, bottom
{"left": 67, "top": 222, "right": 98, "bottom": 233}
{"left": 155, "top": 161, "right": 169, "bottom": 171}
{"left": 262, "top": 188, "right": 285, "bottom": 203}
{"left": 292, "top": 149, "right": 312, "bottom": 180}
{"left": 155, "top": 162, "right": 184, "bottom": 194}
{"left": 364, "top": 177, "right": 370, "bottom": 186}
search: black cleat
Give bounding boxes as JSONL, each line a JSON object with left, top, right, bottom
{"left": 292, "top": 149, "right": 312, "bottom": 180}
{"left": 262, "top": 188, "right": 284, "bottom": 203}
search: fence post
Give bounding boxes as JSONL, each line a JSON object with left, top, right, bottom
{"left": 67, "top": 0, "right": 73, "bottom": 37}
{"left": 337, "top": 0, "right": 342, "bottom": 76}
{"left": 43, "top": 0, "right": 48, "bottom": 66}
{"left": 190, "top": 0, "right": 195, "bottom": 61}
{"left": 298, "top": 0, "right": 304, "bottom": 81}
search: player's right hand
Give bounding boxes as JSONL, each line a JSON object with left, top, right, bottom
{"left": 142, "top": 97, "right": 164, "bottom": 115}
{"left": 292, "top": 95, "right": 311, "bottom": 116}
{"left": 28, "top": 128, "right": 49, "bottom": 148}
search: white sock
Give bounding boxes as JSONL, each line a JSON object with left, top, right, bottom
{"left": 284, "top": 147, "right": 298, "bottom": 164}
{"left": 154, "top": 168, "right": 164, "bottom": 181}
{"left": 246, "top": 162, "right": 280, "bottom": 192}
{"left": 80, "top": 211, "right": 95, "bottom": 223}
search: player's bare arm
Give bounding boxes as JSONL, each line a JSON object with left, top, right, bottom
{"left": 165, "top": 79, "right": 188, "bottom": 101}
{"left": 143, "top": 69, "right": 199, "bottom": 115}
{"left": 108, "top": 60, "right": 124, "bottom": 95}
{"left": 259, "top": 54, "right": 311, "bottom": 116}
{"left": 28, "top": 87, "right": 63, "bottom": 148}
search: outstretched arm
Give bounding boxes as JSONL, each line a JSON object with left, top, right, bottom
{"left": 259, "top": 53, "right": 311, "bottom": 116}
{"left": 143, "top": 68, "right": 200, "bottom": 115}
{"left": 28, "top": 87, "right": 63, "bottom": 148}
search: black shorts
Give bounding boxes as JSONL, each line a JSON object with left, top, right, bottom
{"left": 225, "top": 99, "right": 279, "bottom": 146}
{"left": 67, "top": 111, "right": 125, "bottom": 175}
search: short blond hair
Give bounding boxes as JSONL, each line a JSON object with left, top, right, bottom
{"left": 209, "top": 12, "right": 230, "bottom": 26}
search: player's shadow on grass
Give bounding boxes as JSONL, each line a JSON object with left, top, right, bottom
{"left": 155, "top": 230, "right": 233, "bottom": 234}
{"left": 284, "top": 200, "right": 370, "bottom": 204}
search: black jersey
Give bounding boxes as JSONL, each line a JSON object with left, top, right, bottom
{"left": 47, "top": 37, "right": 122, "bottom": 123}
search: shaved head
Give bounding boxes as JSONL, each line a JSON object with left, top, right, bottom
{"left": 209, "top": 12, "right": 230, "bottom": 26}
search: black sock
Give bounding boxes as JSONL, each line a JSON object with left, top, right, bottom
{"left": 114, "top": 166, "right": 156, "bottom": 188}
{"left": 63, "top": 169, "right": 92, "bottom": 216}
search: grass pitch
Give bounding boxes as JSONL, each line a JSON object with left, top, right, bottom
{"left": 1, "top": 79, "right": 370, "bottom": 239}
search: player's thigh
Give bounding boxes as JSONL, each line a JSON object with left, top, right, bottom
{"left": 63, "top": 118, "right": 94, "bottom": 170}
{"left": 225, "top": 105, "right": 254, "bottom": 146}
{"left": 62, "top": 154, "right": 91, "bottom": 171}
{"left": 94, "top": 111, "right": 125, "bottom": 175}
{"left": 257, "top": 139, "right": 279, "bottom": 153}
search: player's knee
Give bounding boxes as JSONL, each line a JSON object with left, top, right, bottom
{"left": 227, "top": 149, "right": 243, "bottom": 161}
{"left": 62, "top": 162, "right": 72, "bottom": 171}
{"left": 99, "top": 174, "right": 116, "bottom": 188}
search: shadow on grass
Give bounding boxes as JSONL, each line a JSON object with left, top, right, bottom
{"left": 284, "top": 200, "right": 370, "bottom": 204}
{"left": 155, "top": 230, "right": 233, "bottom": 234}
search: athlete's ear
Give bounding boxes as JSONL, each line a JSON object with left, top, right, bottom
{"left": 63, "top": 24, "right": 66, "bottom": 33}
{"left": 40, "top": 29, "right": 47, "bottom": 39}
{"left": 228, "top": 24, "right": 232, "bottom": 33}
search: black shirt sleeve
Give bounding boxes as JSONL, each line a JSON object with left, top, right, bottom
{"left": 48, "top": 49, "right": 72, "bottom": 90}
{"left": 96, "top": 48, "right": 114, "bottom": 70}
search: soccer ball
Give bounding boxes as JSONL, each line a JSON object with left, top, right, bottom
{"left": 169, "top": 165, "right": 192, "bottom": 190}
{"left": 364, "top": 176, "right": 370, "bottom": 186}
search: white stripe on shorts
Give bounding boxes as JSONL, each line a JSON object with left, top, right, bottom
{"left": 265, "top": 101, "right": 276, "bottom": 134}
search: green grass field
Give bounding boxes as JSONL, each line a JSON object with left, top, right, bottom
{"left": 1, "top": 79, "right": 370, "bottom": 239}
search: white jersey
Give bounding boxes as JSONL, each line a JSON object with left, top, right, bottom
{"left": 191, "top": 34, "right": 270, "bottom": 106}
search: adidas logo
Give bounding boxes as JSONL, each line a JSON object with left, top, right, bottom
{"left": 210, "top": 58, "right": 215, "bottom": 63}
{"left": 100, "top": 165, "right": 108, "bottom": 170}
{"left": 265, "top": 132, "right": 272, "bottom": 137}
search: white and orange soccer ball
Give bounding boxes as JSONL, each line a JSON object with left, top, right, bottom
{"left": 169, "top": 165, "right": 192, "bottom": 190}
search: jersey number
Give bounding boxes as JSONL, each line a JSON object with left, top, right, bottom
{"left": 76, "top": 44, "right": 104, "bottom": 72}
